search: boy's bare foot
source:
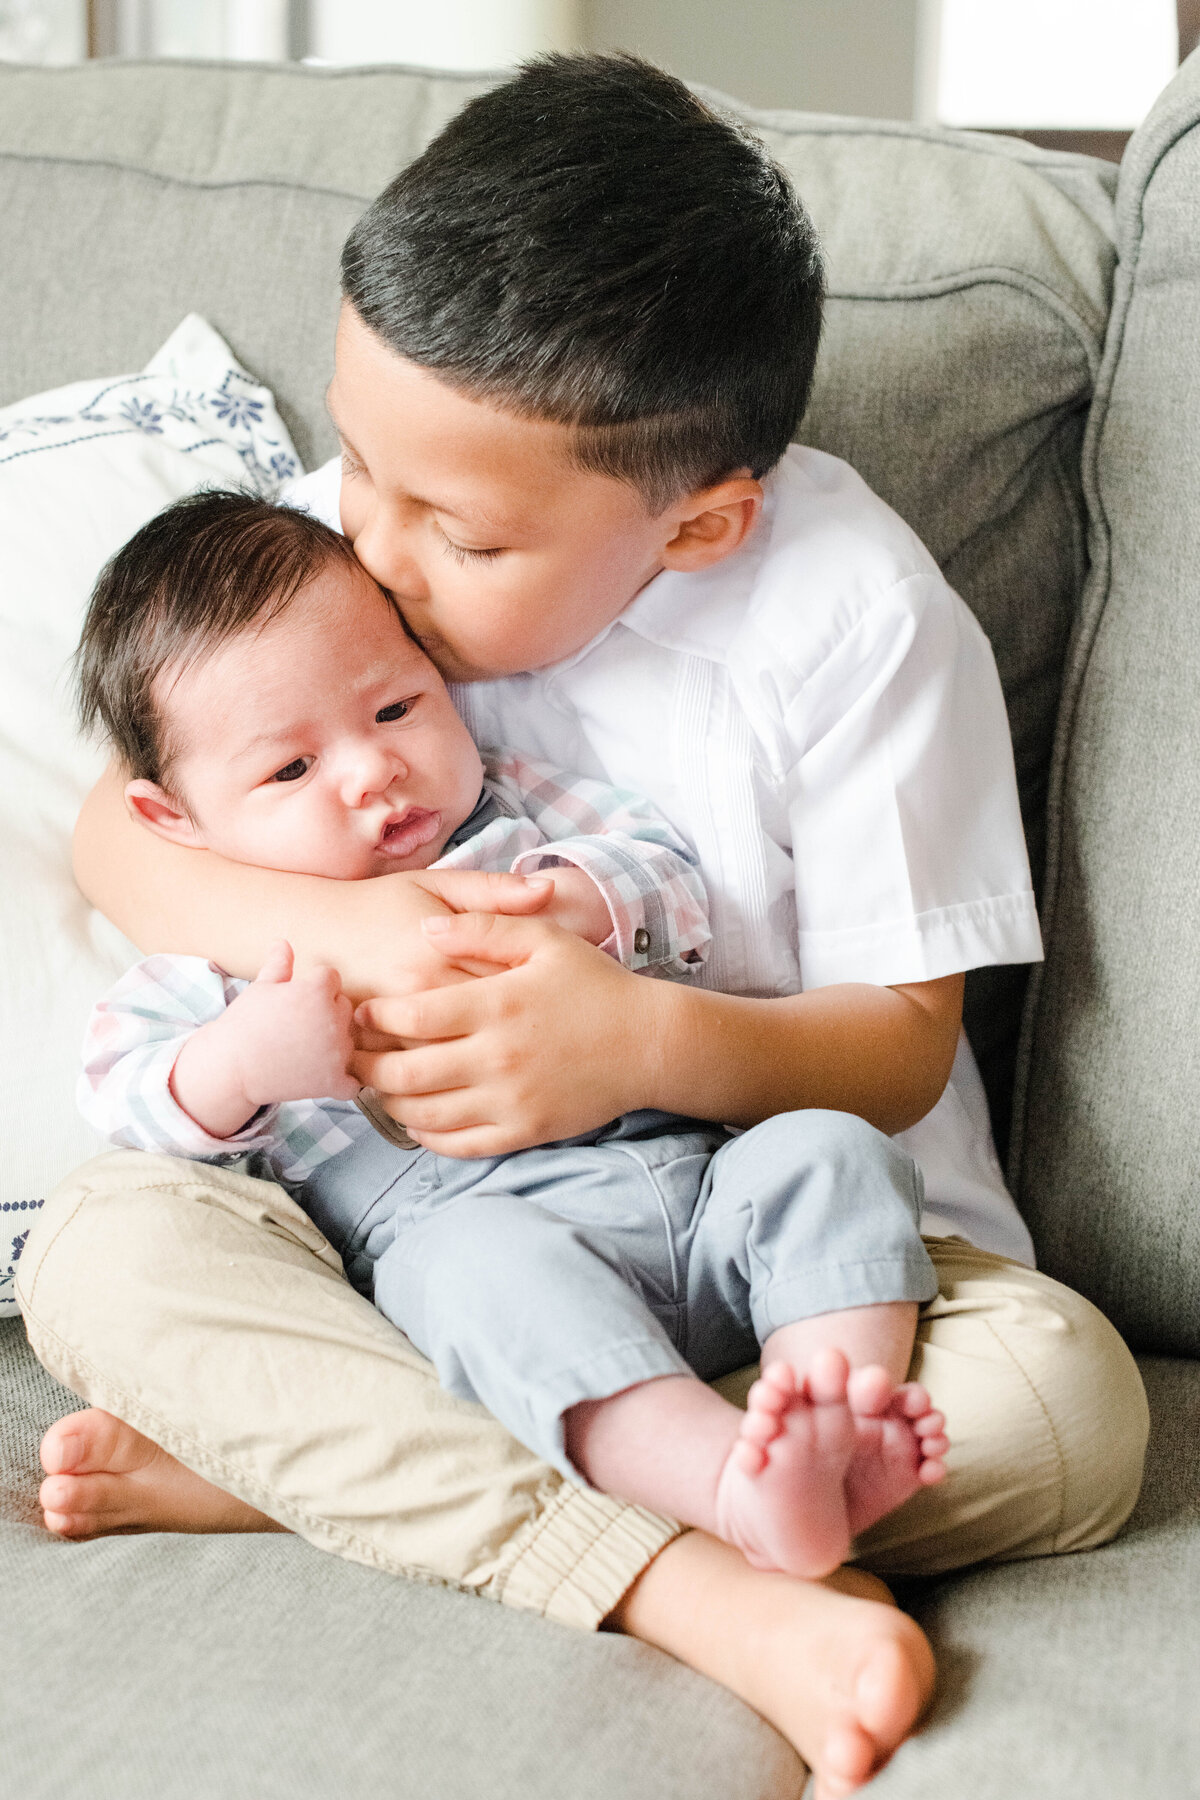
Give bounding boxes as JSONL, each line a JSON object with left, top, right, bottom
{"left": 38, "top": 1409, "right": 285, "bottom": 1538}
{"left": 610, "top": 1532, "right": 934, "bottom": 1798}
{"left": 714, "top": 1349, "right": 856, "bottom": 1577}
{"left": 843, "top": 1371, "right": 949, "bottom": 1540}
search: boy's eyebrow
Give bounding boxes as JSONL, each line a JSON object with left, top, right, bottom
{"left": 324, "top": 386, "right": 525, "bottom": 539}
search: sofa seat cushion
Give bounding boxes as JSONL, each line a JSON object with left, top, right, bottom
{"left": 875, "top": 1355, "right": 1200, "bottom": 1797}
{"left": 4, "top": 1318, "right": 1197, "bottom": 1799}
{"left": 0, "top": 1320, "right": 802, "bottom": 1800}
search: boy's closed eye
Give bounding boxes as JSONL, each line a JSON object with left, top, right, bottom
{"left": 438, "top": 530, "right": 504, "bottom": 566}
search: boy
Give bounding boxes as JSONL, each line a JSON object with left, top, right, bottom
{"left": 75, "top": 488, "right": 947, "bottom": 1583}
{"left": 22, "top": 54, "right": 1148, "bottom": 1798}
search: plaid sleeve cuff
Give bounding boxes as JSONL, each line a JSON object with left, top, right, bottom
{"left": 77, "top": 1031, "right": 282, "bottom": 1162}
{"left": 510, "top": 834, "right": 711, "bottom": 976}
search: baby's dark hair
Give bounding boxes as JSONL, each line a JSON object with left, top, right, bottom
{"left": 341, "top": 53, "right": 824, "bottom": 513}
{"left": 76, "top": 488, "right": 360, "bottom": 787}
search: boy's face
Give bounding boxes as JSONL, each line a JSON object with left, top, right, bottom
{"left": 327, "top": 304, "right": 678, "bottom": 684}
{"left": 131, "top": 559, "right": 484, "bottom": 880}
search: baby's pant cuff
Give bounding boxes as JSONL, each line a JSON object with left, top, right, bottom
{"left": 752, "top": 1247, "right": 940, "bottom": 1339}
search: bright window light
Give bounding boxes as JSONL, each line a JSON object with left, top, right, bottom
{"left": 931, "top": 0, "right": 1177, "bottom": 128}
{"left": 309, "top": 0, "right": 582, "bottom": 70}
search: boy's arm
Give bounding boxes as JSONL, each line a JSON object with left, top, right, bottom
{"left": 352, "top": 911, "right": 964, "bottom": 1157}
{"left": 73, "top": 765, "right": 554, "bottom": 1003}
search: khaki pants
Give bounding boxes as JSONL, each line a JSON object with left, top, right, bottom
{"left": 16, "top": 1151, "right": 1149, "bottom": 1629}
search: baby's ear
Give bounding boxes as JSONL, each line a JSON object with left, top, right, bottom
{"left": 124, "top": 778, "right": 203, "bottom": 846}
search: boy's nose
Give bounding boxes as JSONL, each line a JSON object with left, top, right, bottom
{"left": 353, "top": 511, "right": 429, "bottom": 606}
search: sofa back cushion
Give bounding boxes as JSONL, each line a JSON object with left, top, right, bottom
{"left": 0, "top": 60, "right": 1117, "bottom": 1149}
{"left": 1014, "top": 51, "right": 1200, "bottom": 1354}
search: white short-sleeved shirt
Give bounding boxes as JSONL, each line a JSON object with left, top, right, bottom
{"left": 288, "top": 446, "right": 1043, "bottom": 1264}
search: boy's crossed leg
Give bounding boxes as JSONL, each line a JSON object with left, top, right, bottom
{"left": 19, "top": 1153, "right": 1149, "bottom": 1799}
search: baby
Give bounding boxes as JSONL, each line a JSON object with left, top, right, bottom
{"left": 76, "top": 488, "right": 949, "bottom": 1578}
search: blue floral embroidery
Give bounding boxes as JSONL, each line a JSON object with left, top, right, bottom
{"left": 0, "top": 366, "right": 301, "bottom": 499}
{"left": 211, "top": 385, "right": 264, "bottom": 431}
{"left": 0, "top": 1197, "right": 45, "bottom": 1315}
{"left": 119, "top": 396, "right": 164, "bottom": 435}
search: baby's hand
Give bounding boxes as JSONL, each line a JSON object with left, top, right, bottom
{"left": 169, "top": 940, "right": 358, "bottom": 1138}
{"left": 525, "top": 866, "right": 613, "bottom": 945}
{"left": 228, "top": 940, "right": 360, "bottom": 1107}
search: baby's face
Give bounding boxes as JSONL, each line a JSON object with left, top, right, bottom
{"left": 146, "top": 558, "right": 485, "bottom": 879}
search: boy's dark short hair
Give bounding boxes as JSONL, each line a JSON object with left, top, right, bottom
{"left": 341, "top": 53, "right": 824, "bottom": 512}
{"left": 76, "top": 489, "right": 359, "bottom": 788}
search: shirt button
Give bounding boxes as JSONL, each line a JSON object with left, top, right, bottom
{"left": 633, "top": 928, "right": 651, "bottom": 955}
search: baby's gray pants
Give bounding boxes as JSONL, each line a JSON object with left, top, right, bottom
{"left": 299, "top": 1107, "right": 936, "bottom": 1478}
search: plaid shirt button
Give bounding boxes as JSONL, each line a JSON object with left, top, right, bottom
{"left": 634, "top": 928, "right": 651, "bottom": 954}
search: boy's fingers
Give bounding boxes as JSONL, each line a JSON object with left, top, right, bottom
{"left": 421, "top": 910, "right": 546, "bottom": 966}
{"left": 350, "top": 1041, "right": 478, "bottom": 1097}
{"left": 415, "top": 869, "right": 553, "bottom": 916}
{"left": 355, "top": 986, "right": 486, "bottom": 1044}
{"left": 254, "top": 939, "right": 294, "bottom": 984}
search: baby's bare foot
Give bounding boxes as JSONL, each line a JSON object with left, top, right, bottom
{"left": 39, "top": 1410, "right": 286, "bottom": 1538}
{"left": 843, "top": 1369, "right": 949, "bottom": 1541}
{"left": 714, "top": 1347, "right": 856, "bottom": 1578}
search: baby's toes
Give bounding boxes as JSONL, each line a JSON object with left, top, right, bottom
{"left": 846, "top": 1363, "right": 896, "bottom": 1418}
{"left": 805, "top": 1347, "right": 851, "bottom": 1406}
{"left": 759, "top": 1361, "right": 799, "bottom": 1400}
{"left": 730, "top": 1435, "right": 769, "bottom": 1475}
{"left": 894, "top": 1382, "right": 934, "bottom": 1420}
{"left": 741, "top": 1395, "right": 787, "bottom": 1447}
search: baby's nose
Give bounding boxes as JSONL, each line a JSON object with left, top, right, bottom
{"left": 342, "top": 744, "right": 407, "bottom": 805}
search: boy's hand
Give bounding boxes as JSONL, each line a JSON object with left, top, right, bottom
{"left": 367, "top": 869, "right": 557, "bottom": 997}
{"left": 351, "top": 913, "right": 657, "bottom": 1158}
{"left": 170, "top": 940, "right": 359, "bottom": 1138}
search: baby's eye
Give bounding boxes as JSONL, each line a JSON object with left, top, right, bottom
{"left": 376, "top": 700, "right": 412, "bottom": 724}
{"left": 270, "top": 757, "right": 310, "bottom": 783}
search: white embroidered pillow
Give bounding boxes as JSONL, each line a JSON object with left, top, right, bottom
{"left": 0, "top": 316, "right": 304, "bottom": 1313}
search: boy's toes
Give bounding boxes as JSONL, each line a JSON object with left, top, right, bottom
{"left": 814, "top": 1724, "right": 878, "bottom": 1799}
{"left": 40, "top": 1408, "right": 141, "bottom": 1477}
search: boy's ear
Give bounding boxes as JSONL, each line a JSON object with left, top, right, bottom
{"left": 124, "top": 778, "right": 203, "bottom": 847}
{"left": 660, "top": 475, "right": 763, "bottom": 574}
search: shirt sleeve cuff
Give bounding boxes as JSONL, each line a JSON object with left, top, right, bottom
{"left": 140, "top": 1046, "right": 279, "bottom": 1161}
{"left": 797, "top": 891, "right": 1044, "bottom": 990}
{"left": 510, "top": 840, "right": 708, "bottom": 974}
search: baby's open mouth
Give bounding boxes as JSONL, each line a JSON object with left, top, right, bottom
{"left": 377, "top": 807, "right": 442, "bottom": 860}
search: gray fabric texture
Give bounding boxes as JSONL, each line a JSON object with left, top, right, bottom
{"left": 1014, "top": 47, "right": 1200, "bottom": 1354}
{"left": 0, "top": 59, "right": 1118, "bottom": 1144}
{"left": 870, "top": 1355, "right": 1200, "bottom": 1797}
{"left": 0, "top": 1318, "right": 804, "bottom": 1800}
{"left": 4, "top": 1327, "right": 1196, "bottom": 1797}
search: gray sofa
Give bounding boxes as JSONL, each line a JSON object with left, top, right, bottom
{"left": 2, "top": 49, "right": 1198, "bottom": 1799}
